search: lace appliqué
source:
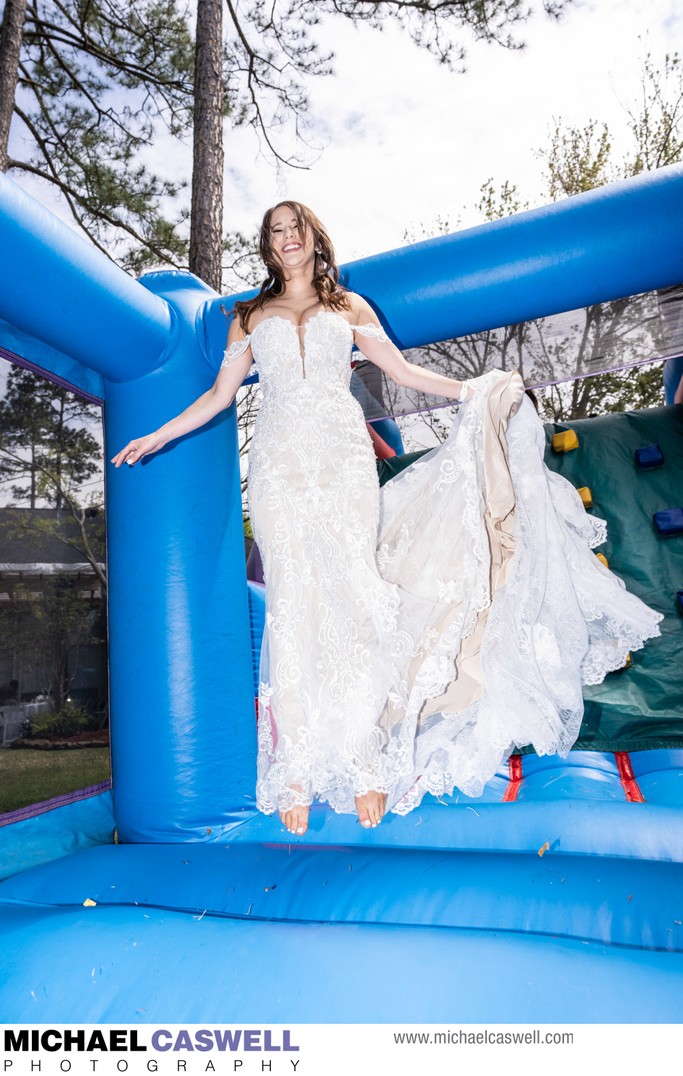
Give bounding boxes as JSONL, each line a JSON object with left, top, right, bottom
{"left": 351, "top": 322, "right": 390, "bottom": 343}
{"left": 221, "top": 335, "right": 251, "bottom": 368}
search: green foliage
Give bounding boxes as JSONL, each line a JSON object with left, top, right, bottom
{"left": 539, "top": 119, "right": 614, "bottom": 199}
{"left": 535, "top": 363, "right": 665, "bottom": 423}
{"left": 12, "top": 0, "right": 195, "bottom": 268}
{"left": 476, "top": 177, "right": 528, "bottom": 221}
{"left": 0, "top": 366, "right": 101, "bottom": 508}
{"left": 626, "top": 50, "right": 683, "bottom": 173}
{"left": 2, "top": 575, "right": 105, "bottom": 711}
{"left": 26, "top": 702, "right": 97, "bottom": 740}
{"left": 457, "top": 49, "right": 680, "bottom": 424}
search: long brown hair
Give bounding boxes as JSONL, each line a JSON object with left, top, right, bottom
{"left": 228, "top": 200, "right": 351, "bottom": 332}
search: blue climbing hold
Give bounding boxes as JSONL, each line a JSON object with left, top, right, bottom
{"left": 654, "top": 507, "right": 683, "bottom": 536}
{"left": 635, "top": 443, "right": 664, "bottom": 469}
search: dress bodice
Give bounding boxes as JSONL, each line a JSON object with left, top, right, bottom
{"left": 221, "top": 310, "right": 388, "bottom": 400}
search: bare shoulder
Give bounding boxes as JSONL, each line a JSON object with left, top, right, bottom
{"left": 221, "top": 303, "right": 249, "bottom": 342}
{"left": 344, "top": 292, "right": 380, "bottom": 326}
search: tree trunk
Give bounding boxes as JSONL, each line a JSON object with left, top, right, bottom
{"left": 190, "top": 0, "right": 224, "bottom": 291}
{"left": 0, "top": 0, "right": 27, "bottom": 172}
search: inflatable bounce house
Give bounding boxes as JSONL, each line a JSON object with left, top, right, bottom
{"left": 0, "top": 164, "right": 682, "bottom": 1023}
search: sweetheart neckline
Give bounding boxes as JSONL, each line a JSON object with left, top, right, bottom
{"left": 248, "top": 310, "right": 355, "bottom": 366}
{"left": 249, "top": 310, "right": 353, "bottom": 339}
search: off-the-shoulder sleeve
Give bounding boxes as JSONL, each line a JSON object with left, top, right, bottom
{"left": 350, "top": 322, "right": 390, "bottom": 343}
{"left": 221, "top": 334, "right": 252, "bottom": 369}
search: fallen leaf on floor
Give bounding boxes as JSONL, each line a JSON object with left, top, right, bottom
{"left": 538, "top": 841, "right": 550, "bottom": 857}
{"left": 83, "top": 898, "right": 97, "bottom": 907}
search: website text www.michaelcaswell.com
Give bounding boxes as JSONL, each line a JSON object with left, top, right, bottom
{"left": 393, "top": 1028, "right": 574, "bottom": 1046}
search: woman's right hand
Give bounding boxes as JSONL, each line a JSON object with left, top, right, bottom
{"left": 110, "top": 431, "right": 165, "bottom": 468}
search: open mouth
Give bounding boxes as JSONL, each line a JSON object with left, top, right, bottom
{"left": 282, "top": 243, "right": 302, "bottom": 252}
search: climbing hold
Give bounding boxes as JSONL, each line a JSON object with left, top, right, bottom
{"left": 676, "top": 591, "right": 683, "bottom": 616}
{"left": 596, "top": 553, "right": 609, "bottom": 568}
{"left": 635, "top": 443, "right": 664, "bottom": 469}
{"left": 653, "top": 507, "right": 683, "bottom": 536}
{"left": 612, "top": 653, "right": 632, "bottom": 671}
{"left": 552, "top": 430, "right": 579, "bottom": 452}
{"left": 577, "top": 486, "right": 593, "bottom": 508}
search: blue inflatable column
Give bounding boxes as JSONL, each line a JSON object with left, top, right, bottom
{"left": 105, "top": 274, "right": 256, "bottom": 842}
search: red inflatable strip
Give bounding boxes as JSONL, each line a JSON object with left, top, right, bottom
{"left": 614, "top": 751, "right": 646, "bottom": 803}
{"left": 502, "top": 754, "right": 524, "bottom": 802}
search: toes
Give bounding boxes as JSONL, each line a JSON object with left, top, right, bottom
{"left": 365, "top": 792, "right": 387, "bottom": 827}
{"left": 355, "top": 795, "right": 372, "bottom": 828}
{"left": 295, "top": 806, "right": 309, "bottom": 835}
{"left": 280, "top": 804, "right": 309, "bottom": 835}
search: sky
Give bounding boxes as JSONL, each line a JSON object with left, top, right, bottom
{"left": 213, "top": 0, "right": 682, "bottom": 266}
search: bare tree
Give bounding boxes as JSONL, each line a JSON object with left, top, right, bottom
{"left": 0, "top": 0, "right": 27, "bottom": 170}
{"left": 191, "top": 0, "right": 224, "bottom": 290}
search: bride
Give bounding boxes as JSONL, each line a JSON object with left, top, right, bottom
{"left": 111, "top": 200, "right": 663, "bottom": 838}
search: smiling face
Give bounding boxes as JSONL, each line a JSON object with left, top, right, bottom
{"left": 266, "top": 203, "right": 316, "bottom": 278}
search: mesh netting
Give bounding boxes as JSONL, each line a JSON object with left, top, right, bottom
{"left": 351, "top": 283, "right": 683, "bottom": 423}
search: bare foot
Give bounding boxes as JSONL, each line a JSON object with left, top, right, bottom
{"left": 355, "top": 791, "right": 387, "bottom": 828}
{"left": 279, "top": 794, "right": 310, "bottom": 836}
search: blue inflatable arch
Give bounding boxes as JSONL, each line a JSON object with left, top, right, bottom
{"left": 0, "top": 166, "right": 682, "bottom": 1023}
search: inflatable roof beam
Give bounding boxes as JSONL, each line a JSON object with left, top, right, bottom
{"left": 0, "top": 174, "right": 172, "bottom": 384}
{"left": 204, "top": 164, "right": 683, "bottom": 362}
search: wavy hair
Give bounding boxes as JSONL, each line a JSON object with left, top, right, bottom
{"left": 227, "top": 200, "right": 351, "bottom": 332}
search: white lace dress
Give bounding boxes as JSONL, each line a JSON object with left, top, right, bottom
{"left": 221, "top": 309, "right": 663, "bottom": 816}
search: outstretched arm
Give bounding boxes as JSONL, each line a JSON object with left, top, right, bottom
{"left": 348, "top": 295, "right": 471, "bottom": 401}
{"left": 110, "top": 318, "right": 254, "bottom": 468}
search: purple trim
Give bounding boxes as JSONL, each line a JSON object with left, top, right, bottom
{"left": 0, "top": 778, "right": 112, "bottom": 827}
{"left": 0, "top": 344, "right": 104, "bottom": 406}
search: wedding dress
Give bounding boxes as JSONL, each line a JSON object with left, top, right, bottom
{"left": 221, "top": 309, "right": 663, "bottom": 816}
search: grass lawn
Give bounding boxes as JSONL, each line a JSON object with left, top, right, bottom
{"left": 0, "top": 747, "right": 111, "bottom": 814}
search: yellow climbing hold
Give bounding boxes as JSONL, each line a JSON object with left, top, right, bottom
{"left": 552, "top": 430, "right": 579, "bottom": 452}
{"left": 577, "top": 486, "right": 593, "bottom": 508}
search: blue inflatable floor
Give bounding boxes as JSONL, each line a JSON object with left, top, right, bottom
{"left": 1, "top": 838, "right": 682, "bottom": 1023}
